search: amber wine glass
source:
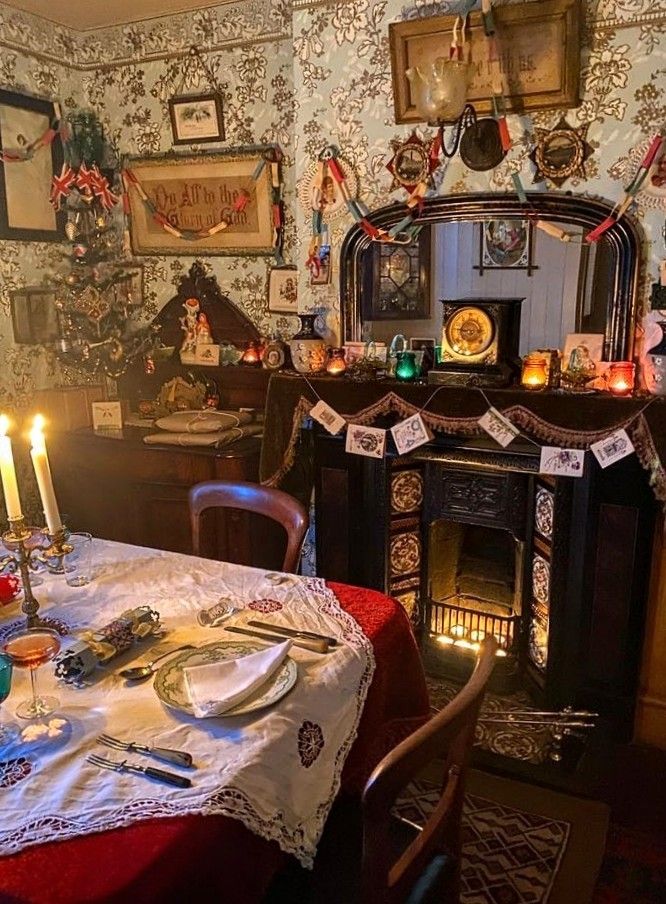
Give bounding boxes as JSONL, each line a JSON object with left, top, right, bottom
{"left": 3, "top": 628, "right": 61, "bottom": 719}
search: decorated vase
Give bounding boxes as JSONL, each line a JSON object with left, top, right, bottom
{"left": 288, "top": 315, "right": 326, "bottom": 374}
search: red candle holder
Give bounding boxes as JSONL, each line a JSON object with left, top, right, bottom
{"left": 606, "top": 361, "right": 635, "bottom": 396}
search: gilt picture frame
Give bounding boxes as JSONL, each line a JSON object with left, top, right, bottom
{"left": 0, "top": 90, "right": 65, "bottom": 241}
{"left": 10, "top": 287, "right": 60, "bottom": 344}
{"left": 168, "top": 92, "right": 225, "bottom": 145}
{"left": 124, "top": 147, "right": 277, "bottom": 256}
{"left": 389, "top": 0, "right": 581, "bottom": 123}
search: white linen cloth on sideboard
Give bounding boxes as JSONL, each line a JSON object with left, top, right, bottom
{"left": 0, "top": 540, "right": 375, "bottom": 867}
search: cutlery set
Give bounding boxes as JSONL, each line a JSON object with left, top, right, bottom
{"left": 87, "top": 733, "right": 194, "bottom": 788}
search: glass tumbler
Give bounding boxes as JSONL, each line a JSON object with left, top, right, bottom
{"left": 64, "top": 532, "right": 94, "bottom": 587}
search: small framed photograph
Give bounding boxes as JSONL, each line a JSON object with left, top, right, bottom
{"left": 168, "top": 93, "right": 225, "bottom": 145}
{"left": 476, "top": 219, "right": 535, "bottom": 275}
{"left": 268, "top": 266, "right": 298, "bottom": 313}
{"left": 310, "top": 247, "right": 332, "bottom": 286}
{"left": 409, "top": 338, "right": 435, "bottom": 354}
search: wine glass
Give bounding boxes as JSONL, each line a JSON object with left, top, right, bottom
{"left": 2, "top": 627, "right": 61, "bottom": 720}
{"left": 0, "top": 653, "right": 16, "bottom": 743}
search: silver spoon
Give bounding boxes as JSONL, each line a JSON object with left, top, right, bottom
{"left": 118, "top": 644, "right": 196, "bottom": 681}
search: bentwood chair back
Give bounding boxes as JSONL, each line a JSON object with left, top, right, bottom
{"left": 361, "top": 637, "right": 498, "bottom": 904}
{"left": 188, "top": 479, "right": 309, "bottom": 574}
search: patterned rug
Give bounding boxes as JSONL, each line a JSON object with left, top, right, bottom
{"left": 426, "top": 674, "right": 558, "bottom": 766}
{"left": 394, "top": 769, "right": 609, "bottom": 904}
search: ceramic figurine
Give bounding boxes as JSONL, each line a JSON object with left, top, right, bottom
{"left": 180, "top": 297, "right": 200, "bottom": 362}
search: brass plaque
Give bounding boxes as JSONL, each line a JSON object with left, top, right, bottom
{"left": 389, "top": 0, "right": 581, "bottom": 123}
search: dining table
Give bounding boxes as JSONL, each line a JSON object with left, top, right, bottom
{"left": 0, "top": 539, "right": 429, "bottom": 904}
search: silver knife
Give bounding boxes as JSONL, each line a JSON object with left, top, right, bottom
{"left": 225, "top": 625, "right": 329, "bottom": 654}
{"left": 247, "top": 619, "right": 338, "bottom": 647}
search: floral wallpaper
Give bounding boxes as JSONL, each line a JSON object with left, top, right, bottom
{"left": 0, "top": 0, "right": 664, "bottom": 516}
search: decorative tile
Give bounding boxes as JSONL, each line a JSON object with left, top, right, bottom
{"left": 390, "top": 531, "right": 421, "bottom": 577}
{"left": 532, "top": 554, "right": 550, "bottom": 606}
{"left": 535, "top": 486, "right": 554, "bottom": 540}
{"left": 391, "top": 470, "right": 424, "bottom": 514}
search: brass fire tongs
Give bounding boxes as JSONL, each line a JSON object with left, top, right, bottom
{"left": 478, "top": 708, "right": 598, "bottom": 729}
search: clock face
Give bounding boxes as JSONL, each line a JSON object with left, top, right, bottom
{"left": 444, "top": 307, "right": 495, "bottom": 357}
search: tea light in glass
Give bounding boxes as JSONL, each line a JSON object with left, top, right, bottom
{"left": 395, "top": 351, "right": 418, "bottom": 382}
{"left": 521, "top": 354, "right": 548, "bottom": 391}
{"left": 325, "top": 347, "right": 347, "bottom": 376}
{"left": 606, "top": 361, "right": 635, "bottom": 396}
{"left": 240, "top": 339, "right": 263, "bottom": 367}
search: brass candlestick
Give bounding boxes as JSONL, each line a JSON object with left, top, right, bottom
{"left": 0, "top": 517, "right": 72, "bottom": 627}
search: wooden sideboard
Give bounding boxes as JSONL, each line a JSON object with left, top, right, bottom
{"left": 48, "top": 428, "right": 283, "bottom": 568}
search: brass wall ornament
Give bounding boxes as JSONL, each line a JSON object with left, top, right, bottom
{"left": 386, "top": 131, "right": 439, "bottom": 194}
{"left": 530, "top": 118, "right": 593, "bottom": 187}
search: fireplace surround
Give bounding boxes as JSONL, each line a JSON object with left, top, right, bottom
{"left": 313, "top": 428, "right": 657, "bottom": 743}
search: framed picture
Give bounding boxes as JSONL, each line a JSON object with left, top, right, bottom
{"left": 168, "top": 93, "right": 225, "bottom": 145}
{"left": 124, "top": 148, "right": 276, "bottom": 256}
{"left": 363, "top": 230, "right": 431, "bottom": 321}
{"left": 310, "top": 246, "right": 332, "bottom": 286}
{"left": 0, "top": 90, "right": 65, "bottom": 241}
{"left": 562, "top": 332, "right": 604, "bottom": 370}
{"left": 476, "top": 220, "right": 535, "bottom": 275}
{"left": 10, "top": 287, "right": 60, "bottom": 344}
{"left": 389, "top": 0, "right": 581, "bottom": 122}
{"left": 268, "top": 266, "right": 298, "bottom": 313}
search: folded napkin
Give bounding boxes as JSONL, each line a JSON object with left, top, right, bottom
{"left": 184, "top": 640, "right": 292, "bottom": 717}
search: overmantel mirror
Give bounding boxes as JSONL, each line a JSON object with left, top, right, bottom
{"left": 340, "top": 193, "right": 642, "bottom": 362}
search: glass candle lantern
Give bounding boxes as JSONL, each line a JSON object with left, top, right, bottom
{"left": 395, "top": 350, "right": 418, "bottom": 382}
{"left": 325, "top": 347, "right": 347, "bottom": 376}
{"left": 521, "top": 354, "right": 548, "bottom": 391}
{"left": 240, "top": 339, "right": 263, "bottom": 367}
{"left": 606, "top": 361, "right": 635, "bottom": 396}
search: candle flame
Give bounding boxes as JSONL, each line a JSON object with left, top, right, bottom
{"left": 30, "top": 414, "right": 46, "bottom": 452}
{"left": 0, "top": 414, "right": 8, "bottom": 437}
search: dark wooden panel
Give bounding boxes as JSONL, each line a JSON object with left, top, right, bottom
{"left": 49, "top": 429, "right": 261, "bottom": 558}
{"left": 317, "top": 466, "right": 350, "bottom": 581}
{"left": 588, "top": 503, "right": 638, "bottom": 686}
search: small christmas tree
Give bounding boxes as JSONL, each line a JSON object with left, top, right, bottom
{"left": 48, "top": 112, "right": 158, "bottom": 378}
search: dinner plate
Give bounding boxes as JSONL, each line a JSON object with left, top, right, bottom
{"left": 153, "top": 640, "right": 298, "bottom": 717}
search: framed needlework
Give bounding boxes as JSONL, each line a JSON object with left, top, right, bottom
{"left": 0, "top": 90, "right": 65, "bottom": 241}
{"left": 124, "top": 147, "right": 277, "bottom": 256}
{"left": 268, "top": 266, "right": 298, "bottom": 313}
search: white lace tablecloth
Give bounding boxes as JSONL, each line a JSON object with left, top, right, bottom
{"left": 0, "top": 540, "right": 375, "bottom": 866}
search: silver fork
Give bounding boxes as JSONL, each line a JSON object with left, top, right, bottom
{"left": 97, "top": 733, "right": 193, "bottom": 768}
{"left": 87, "top": 753, "right": 192, "bottom": 788}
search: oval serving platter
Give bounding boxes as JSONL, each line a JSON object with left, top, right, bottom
{"left": 154, "top": 640, "right": 298, "bottom": 717}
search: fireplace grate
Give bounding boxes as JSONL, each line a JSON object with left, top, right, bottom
{"left": 428, "top": 596, "right": 519, "bottom": 653}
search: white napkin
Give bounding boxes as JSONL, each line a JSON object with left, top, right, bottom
{"left": 183, "top": 640, "right": 292, "bottom": 718}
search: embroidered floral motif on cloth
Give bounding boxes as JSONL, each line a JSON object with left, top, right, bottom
{"left": 0, "top": 541, "right": 375, "bottom": 867}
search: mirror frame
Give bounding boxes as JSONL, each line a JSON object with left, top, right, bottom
{"left": 339, "top": 192, "right": 642, "bottom": 360}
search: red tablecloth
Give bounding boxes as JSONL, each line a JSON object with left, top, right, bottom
{"left": 0, "top": 582, "right": 429, "bottom": 904}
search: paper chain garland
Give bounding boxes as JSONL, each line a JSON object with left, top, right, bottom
{"left": 122, "top": 150, "right": 285, "bottom": 253}
{"left": 0, "top": 103, "right": 67, "bottom": 164}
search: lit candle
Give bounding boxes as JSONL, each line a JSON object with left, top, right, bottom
{"left": 521, "top": 354, "right": 548, "bottom": 391}
{"left": 606, "top": 361, "right": 635, "bottom": 397}
{"left": 325, "top": 347, "right": 347, "bottom": 377}
{"left": 0, "top": 415, "right": 23, "bottom": 521}
{"left": 29, "top": 415, "right": 62, "bottom": 534}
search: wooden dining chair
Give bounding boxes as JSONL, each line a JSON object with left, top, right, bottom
{"left": 188, "top": 479, "right": 309, "bottom": 574}
{"left": 361, "top": 636, "right": 498, "bottom": 904}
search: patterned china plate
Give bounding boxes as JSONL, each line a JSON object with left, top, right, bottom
{"left": 153, "top": 641, "right": 298, "bottom": 717}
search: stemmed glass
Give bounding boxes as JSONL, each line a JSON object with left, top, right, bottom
{"left": 0, "top": 653, "right": 16, "bottom": 743}
{"left": 2, "top": 628, "right": 61, "bottom": 720}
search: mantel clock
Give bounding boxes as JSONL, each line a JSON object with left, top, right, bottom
{"left": 429, "top": 297, "right": 523, "bottom": 387}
